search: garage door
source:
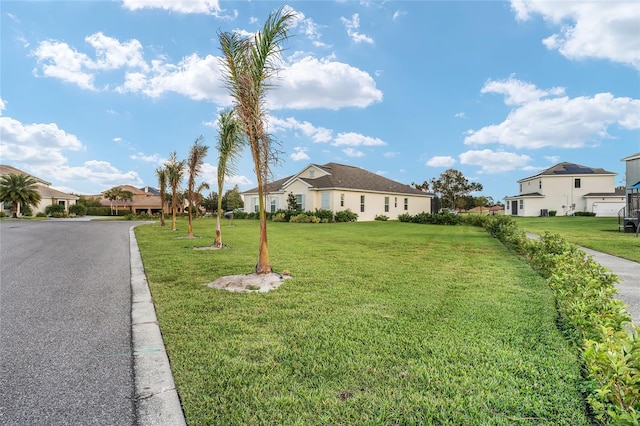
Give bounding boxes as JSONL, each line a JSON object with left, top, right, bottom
{"left": 592, "top": 202, "right": 625, "bottom": 217}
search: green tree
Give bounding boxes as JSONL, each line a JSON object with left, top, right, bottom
{"left": 214, "top": 109, "right": 244, "bottom": 248}
{"left": 186, "top": 136, "right": 209, "bottom": 237}
{"left": 222, "top": 185, "right": 244, "bottom": 212}
{"left": 430, "top": 169, "right": 483, "bottom": 210}
{"left": 156, "top": 167, "right": 167, "bottom": 226}
{"left": 69, "top": 203, "right": 87, "bottom": 216}
{"left": 200, "top": 191, "right": 218, "bottom": 215}
{"left": 164, "top": 151, "right": 186, "bottom": 231}
{"left": 218, "top": 6, "right": 294, "bottom": 273}
{"left": 287, "top": 192, "right": 299, "bottom": 211}
{"left": 0, "top": 174, "right": 42, "bottom": 217}
{"left": 193, "top": 182, "right": 210, "bottom": 218}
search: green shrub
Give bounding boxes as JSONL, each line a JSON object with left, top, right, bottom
{"left": 45, "top": 204, "right": 66, "bottom": 217}
{"left": 549, "top": 210, "right": 557, "bottom": 217}
{"left": 271, "top": 212, "right": 287, "bottom": 222}
{"left": 21, "top": 204, "right": 33, "bottom": 216}
{"left": 36, "top": 212, "right": 47, "bottom": 217}
{"left": 69, "top": 203, "right": 87, "bottom": 216}
{"left": 460, "top": 214, "right": 489, "bottom": 228}
{"left": 574, "top": 211, "right": 596, "bottom": 217}
{"left": 312, "top": 208, "right": 334, "bottom": 222}
{"left": 86, "top": 207, "right": 111, "bottom": 216}
{"left": 334, "top": 209, "right": 358, "bottom": 222}
{"left": 290, "top": 213, "right": 311, "bottom": 223}
{"left": 374, "top": 214, "right": 389, "bottom": 221}
{"left": 0, "top": 211, "right": 8, "bottom": 218}
{"left": 397, "top": 213, "right": 412, "bottom": 222}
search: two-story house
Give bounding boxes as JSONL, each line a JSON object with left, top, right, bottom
{"left": 0, "top": 164, "right": 78, "bottom": 216}
{"left": 242, "top": 162, "right": 433, "bottom": 221}
{"left": 621, "top": 152, "right": 640, "bottom": 233}
{"left": 504, "top": 162, "right": 624, "bottom": 217}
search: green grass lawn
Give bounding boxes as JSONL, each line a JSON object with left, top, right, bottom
{"left": 511, "top": 216, "right": 640, "bottom": 262}
{"left": 135, "top": 219, "right": 590, "bottom": 425}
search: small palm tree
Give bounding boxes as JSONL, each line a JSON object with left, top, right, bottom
{"left": 218, "top": 6, "right": 294, "bottom": 273}
{"left": 164, "top": 151, "right": 186, "bottom": 231}
{"left": 0, "top": 173, "right": 42, "bottom": 217}
{"left": 214, "top": 109, "right": 244, "bottom": 248}
{"left": 186, "top": 136, "right": 209, "bottom": 237}
{"left": 193, "top": 182, "right": 210, "bottom": 218}
{"left": 155, "top": 167, "right": 167, "bottom": 226}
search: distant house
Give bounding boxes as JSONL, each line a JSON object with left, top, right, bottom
{"left": 0, "top": 164, "right": 78, "bottom": 216}
{"left": 621, "top": 152, "right": 640, "bottom": 232}
{"left": 94, "top": 185, "right": 166, "bottom": 215}
{"left": 242, "top": 162, "right": 433, "bottom": 221}
{"left": 504, "top": 162, "right": 624, "bottom": 217}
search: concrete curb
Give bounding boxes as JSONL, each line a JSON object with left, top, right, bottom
{"left": 129, "top": 226, "right": 187, "bottom": 426}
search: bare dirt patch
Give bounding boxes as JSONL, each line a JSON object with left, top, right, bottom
{"left": 207, "top": 272, "right": 291, "bottom": 292}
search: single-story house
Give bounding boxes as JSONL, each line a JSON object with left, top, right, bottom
{"left": 504, "top": 162, "right": 623, "bottom": 217}
{"left": 93, "top": 185, "right": 166, "bottom": 215}
{"left": 0, "top": 164, "right": 78, "bottom": 216}
{"left": 621, "top": 152, "right": 640, "bottom": 232}
{"left": 243, "top": 162, "right": 433, "bottom": 221}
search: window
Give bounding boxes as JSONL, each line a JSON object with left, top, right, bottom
{"left": 252, "top": 197, "right": 259, "bottom": 212}
{"left": 394, "top": 197, "right": 397, "bottom": 208}
{"left": 519, "top": 183, "right": 522, "bottom": 193}
{"left": 574, "top": 178, "right": 581, "bottom": 188}
{"left": 539, "top": 180, "right": 542, "bottom": 190}
{"left": 295, "top": 194, "right": 305, "bottom": 211}
{"left": 404, "top": 198, "right": 408, "bottom": 211}
{"left": 321, "top": 192, "right": 330, "bottom": 209}
{"left": 270, "top": 198, "right": 277, "bottom": 213}
{"left": 360, "top": 195, "right": 365, "bottom": 213}
{"left": 340, "top": 194, "right": 344, "bottom": 207}
{"left": 384, "top": 196, "right": 389, "bottom": 212}
{"left": 58, "top": 200, "right": 65, "bottom": 206}
{"left": 519, "top": 199, "right": 524, "bottom": 210}
{"left": 309, "top": 170, "right": 315, "bottom": 178}
{"left": 506, "top": 202, "right": 510, "bottom": 210}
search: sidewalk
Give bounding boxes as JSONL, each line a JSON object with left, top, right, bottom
{"left": 527, "top": 233, "right": 639, "bottom": 325}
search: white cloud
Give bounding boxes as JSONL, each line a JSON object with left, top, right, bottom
{"left": 113, "top": 137, "right": 123, "bottom": 142}
{"left": 290, "top": 147, "right": 310, "bottom": 161}
{"left": 454, "top": 112, "right": 465, "bottom": 118}
{"left": 341, "top": 13, "right": 374, "bottom": 44}
{"left": 130, "top": 152, "right": 162, "bottom": 163}
{"left": 117, "top": 54, "right": 229, "bottom": 102}
{"left": 268, "top": 116, "right": 333, "bottom": 143}
{"left": 426, "top": 156, "right": 456, "bottom": 167}
{"left": 511, "top": 0, "right": 640, "bottom": 69}
{"left": 273, "top": 56, "right": 383, "bottom": 109}
{"left": 333, "top": 132, "right": 386, "bottom": 147}
{"left": 384, "top": 151, "right": 399, "bottom": 158}
{"left": 342, "top": 148, "right": 364, "bottom": 157}
{"left": 121, "top": 0, "right": 222, "bottom": 15}
{"left": 544, "top": 155, "right": 560, "bottom": 164}
{"left": 0, "top": 116, "right": 84, "bottom": 165}
{"left": 480, "top": 76, "right": 564, "bottom": 105}
{"left": 466, "top": 78, "right": 640, "bottom": 149}
{"left": 285, "top": 6, "right": 328, "bottom": 48}
{"left": 32, "top": 33, "right": 148, "bottom": 90}
{"left": 0, "top": 98, "right": 5, "bottom": 114}
{"left": 459, "top": 149, "right": 532, "bottom": 174}
{"left": 32, "top": 160, "right": 143, "bottom": 190}
{"left": 392, "top": 10, "right": 406, "bottom": 21}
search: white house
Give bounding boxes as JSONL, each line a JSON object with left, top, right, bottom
{"left": 504, "top": 162, "right": 624, "bottom": 217}
{"left": 0, "top": 164, "right": 78, "bottom": 216}
{"left": 621, "top": 152, "right": 640, "bottom": 232}
{"left": 243, "top": 162, "right": 433, "bottom": 221}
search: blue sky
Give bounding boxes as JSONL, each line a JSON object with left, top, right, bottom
{"left": 1, "top": 1, "right": 639, "bottom": 202}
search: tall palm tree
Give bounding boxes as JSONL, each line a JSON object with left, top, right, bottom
{"left": 218, "top": 6, "right": 294, "bottom": 273}
{"left": 193, "top": 182, "right": 210, "bottom": 218}
{"left": 119, "top": 189, "right": 134, "bottom": 213}
{"left": 0, "top": 173, "right": 42, "bottom": 217}
{"left": 214, "top": 109, "right": 244, "bottom": 248}
{"left": 186, "top": 136, "right": 209, "bottom": 237}
{"left": 103, "top": 187, "right": 121, "bottom": 215}
{"left": 155, "top": 166, "right": 167, "bottom": 226}
{"left": 164, "top": 151, "right": 186, "bottom": 231}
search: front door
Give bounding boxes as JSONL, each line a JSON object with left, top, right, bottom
{"left": 512, "top": 200, "right": 518, "bottom": 215}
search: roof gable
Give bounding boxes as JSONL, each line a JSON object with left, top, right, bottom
{"left": 0, "top": 164, "right": 51, "bottom": 186}
{"left": 621, "top": 152, "right": 640, "bottom": 162}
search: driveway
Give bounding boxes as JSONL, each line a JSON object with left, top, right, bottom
{"left": 0, "top": 220, "right": 149, "bottom": 425}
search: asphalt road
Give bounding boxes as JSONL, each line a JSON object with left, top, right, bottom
{"left": 0, "top": 220, "right": 148, "bottom": 425}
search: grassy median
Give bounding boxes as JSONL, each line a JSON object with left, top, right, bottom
{"left": 512, "top": 216, "right": 640, "bottom": 262}
{"left": 135, "top": 219, "right": 590, "bottom": 425}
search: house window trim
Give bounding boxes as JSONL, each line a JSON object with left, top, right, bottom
{"left": 384, "top": 196, "right": 389, "bottom": 213}
{"left": 360, "top": 195, "right": 365, "bottom": 213}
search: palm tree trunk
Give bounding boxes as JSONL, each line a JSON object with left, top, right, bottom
{"left": 187, "top": 191, "right": 194, "bottom": 237}
{"left": 214, "top": 197, "right": 223, "bottom": 248}
{"left": 255, "top": 176, "right": 271, "bottom": 274}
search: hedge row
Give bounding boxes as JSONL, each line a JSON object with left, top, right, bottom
{"left": 477, "top": 216, "right": 639, "bottom": 424}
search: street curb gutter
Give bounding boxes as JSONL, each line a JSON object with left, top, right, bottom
{"left": 129, "top": 226, "right": 187, "bottom": 426}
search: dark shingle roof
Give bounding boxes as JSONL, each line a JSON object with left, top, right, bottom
{"left": 521, "top": 162, "right": 615, "bottom": 181}
{"left": 244, "top": 163, "right": 430, "bottom": 196}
